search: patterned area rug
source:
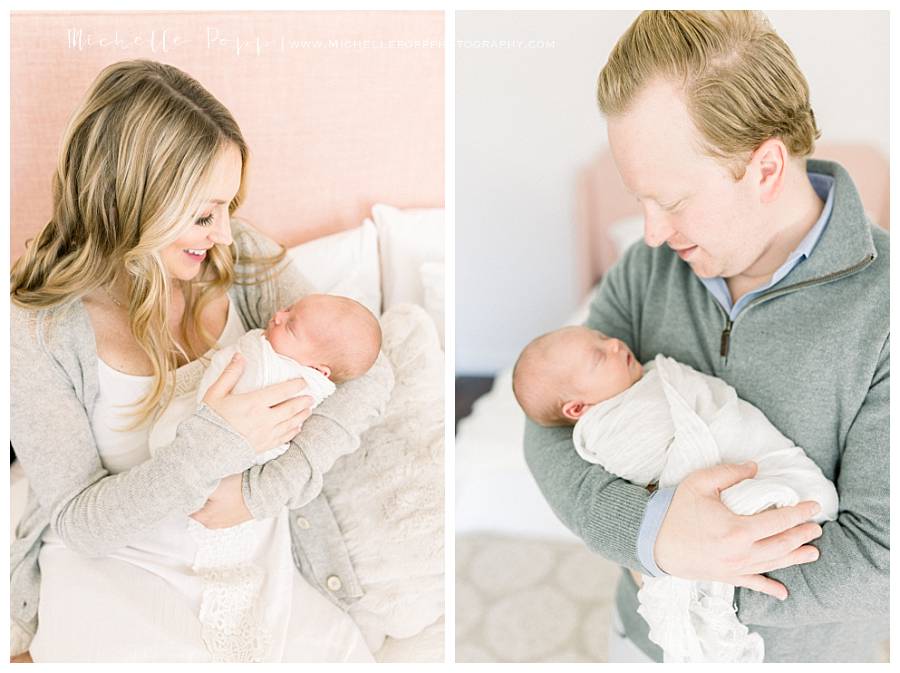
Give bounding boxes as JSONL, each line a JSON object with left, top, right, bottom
{"left": 456, "top": 533, "right": 890, "bottom": 663}
{"left": 456, "top": 533, "right": 621, "bottom": 662}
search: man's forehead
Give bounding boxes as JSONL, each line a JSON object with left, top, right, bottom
{"left": 606, "top": 79, "right": 709, "bottom": 199}
{"left": 609, "top": 132, "right": 699, "bottom": 196}
{"left": 617, "top": 163, "right": 692, "bottom": 202}
{"left": 622, "top": 183, "right": 684, "bottom": 201}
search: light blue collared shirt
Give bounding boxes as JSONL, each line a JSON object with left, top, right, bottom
{"left": 698, "top": 172, "right": 835, "bottom": 320}
{"left": 636, "top": 172, "right": 835, "bottom": 577}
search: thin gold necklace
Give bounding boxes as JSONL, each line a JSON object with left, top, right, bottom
{"left": 104, "top": 285, "right": 126, "bottom": 309}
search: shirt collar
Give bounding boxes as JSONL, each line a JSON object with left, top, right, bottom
{"left": 696, "top": 171, "right": 835, "bottom": 317}
{"left": 789, "top": 172, "right": 836, "bottom": 263}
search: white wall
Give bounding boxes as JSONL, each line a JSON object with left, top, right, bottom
{"left": 455, "top": 10, "right": 889, "bottom": 376}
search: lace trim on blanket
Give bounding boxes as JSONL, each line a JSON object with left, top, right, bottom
{"left": 189, "top": 520, "right": 272, "bottom": 662}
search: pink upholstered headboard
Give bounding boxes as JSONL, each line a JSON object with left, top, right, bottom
{"left": 575, "top": 143, "right": 890, "bottom": 296}
{"left": 10, "top": 11, "right": 443, "bottom": 262}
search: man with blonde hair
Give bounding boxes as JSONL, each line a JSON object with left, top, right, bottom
{"left": 524, "top": 11, "right": 888, "bottom": 662}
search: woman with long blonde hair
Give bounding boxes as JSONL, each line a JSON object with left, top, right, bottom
{"left": 11, "top": 59, "right": 391, "bottom": 662}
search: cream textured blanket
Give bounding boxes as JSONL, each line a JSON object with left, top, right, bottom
{"left": 327, "top": 304, "right": 445, "bottom": 654}
{"left": 574, "top": 354, "right": 838, "bottom": 663}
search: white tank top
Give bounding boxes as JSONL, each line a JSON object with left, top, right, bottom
{"left": 91, "top": 297, "right": 245, "bottom": 473}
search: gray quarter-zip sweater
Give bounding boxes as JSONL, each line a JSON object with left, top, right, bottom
{"left": 10, "top": 219, "right": 394, "bottom": 652}
{"left": 524, "top": 159, "right": 889, "bottom": 662}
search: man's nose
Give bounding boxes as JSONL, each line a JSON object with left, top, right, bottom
{"left": 643, "top": 212, "right": 674, "bottom": 248}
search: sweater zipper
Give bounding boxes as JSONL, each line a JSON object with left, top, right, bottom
{"left": 718, "top": 253, "right": 875, "bottom": 359}
{"left": 720, "top": 320, "right": 732, "bottom": 357}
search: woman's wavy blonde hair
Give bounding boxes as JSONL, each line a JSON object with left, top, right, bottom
{"left": 597, "top": 10, "right": 821, "bottom": 179}
{"left": 11, "top": 59, "right": 285, "bottom": 429}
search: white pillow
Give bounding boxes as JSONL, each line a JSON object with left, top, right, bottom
{"left": 285, "top": 220, "right": 382, "bottom": 315}
{"left": 372, "top": 204, "right": 444, "bottom": 310}
{"left": 420, "top": 261, "right": 444, "bottom": 349}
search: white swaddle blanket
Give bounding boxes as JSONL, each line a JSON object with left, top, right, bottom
{"left": 148, "top": 328, "right": 336, "bottom": 661}
{"left": 573, "top": 354, "right": 838, "bottom": 663}
{"left": 194, "top": 328, "right": 336, "bottom": 462}
{"left": 150, "top": 328, "right": 336, "bottom": 460}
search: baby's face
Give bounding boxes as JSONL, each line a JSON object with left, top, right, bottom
{"left": 264, "top": 298, "right": 329, "bottom": 373}
{"left": 561, "top": 328, "right": 643, "bottom": 415}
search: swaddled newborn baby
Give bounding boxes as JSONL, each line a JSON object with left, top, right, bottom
{"left": 151, "top": 293, "right": 382, "bottom": 461}
{"left": 147, "top": 293, "right": 381, "bottom": 661}
{"left": 512, "top": 325, "right": 838, "bottom": 663}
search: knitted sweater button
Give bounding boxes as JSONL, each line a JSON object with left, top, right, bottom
{"left": 326, "top": 575, "right": 343, "bottom": 592}
{"left": 295, "top": 516, "right": 311, "bottom": 529}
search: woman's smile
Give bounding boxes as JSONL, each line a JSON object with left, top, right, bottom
{"left": 183, "top": 248, "right": 207, "bottom": 262}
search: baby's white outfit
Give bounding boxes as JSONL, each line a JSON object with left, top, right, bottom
{"left": 32, "top": 301, "right": 369, "bottom": 663}
{"left": 573, "top": 354, "right": 839, "bottom": 663}
{"left": 146, "top": 328, "right": 336, "bottom": 661}
{"left": 151, "top": 328, "right": 336, "bottom": 462}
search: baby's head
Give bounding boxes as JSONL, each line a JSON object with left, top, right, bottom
{"left": 264, "top": 294, "right": 381, "bottom": 383}
{"left": 512, "top": 326, "right": 643, "bottom": 427}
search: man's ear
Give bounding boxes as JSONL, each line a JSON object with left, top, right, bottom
{"left": 315, "top": 365, "right": 332, "bottom": 379}
{"left": 561, "top": 400, "right": 587, "bottom": 421}
{"left": 751, "top": 137, "right": 787, "bottom": 204}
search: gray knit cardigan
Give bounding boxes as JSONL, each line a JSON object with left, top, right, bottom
{"left": 10, "top": 219, "right": 394, "bottom": 651}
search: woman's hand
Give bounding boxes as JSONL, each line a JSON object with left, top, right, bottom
{"left": 189, "top": 474, "right": 253, "bottom": 529}
{"left": 202, "top": 352, "right": 314, "bottom": 454}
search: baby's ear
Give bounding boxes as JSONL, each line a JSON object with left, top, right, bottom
{"left": 561, "top": 400, "right": 587, "bottom": 421}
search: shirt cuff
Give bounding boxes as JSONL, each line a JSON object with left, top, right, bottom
{"left": 637, "top": 486, "right": 676, "bottom": 577}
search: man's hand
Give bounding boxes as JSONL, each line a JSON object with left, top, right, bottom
{"left": 654, "top": 461, "right": 823, "bottom": 600}
{"left": 190, "top": 474, "right": 253, "bottom": 529}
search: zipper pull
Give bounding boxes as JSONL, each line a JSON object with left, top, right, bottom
{"left": 720, "top": 323, "right": 732, "bottom": 357}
